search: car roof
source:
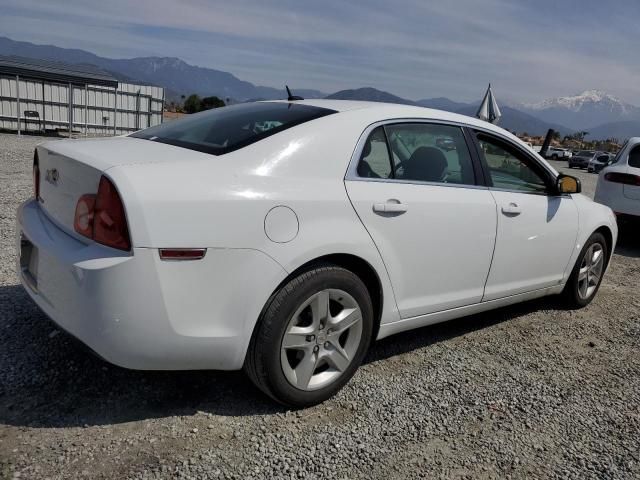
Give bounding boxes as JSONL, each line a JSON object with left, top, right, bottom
{"left": 265, "top": 99, "right": 524, "bottom": 144}
{"left": 264, "top": 99, "right": 558, "bottom": 173}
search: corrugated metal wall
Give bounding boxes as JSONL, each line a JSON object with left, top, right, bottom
{"left": 0, "top": 76, "right": 164, "bottom": 135}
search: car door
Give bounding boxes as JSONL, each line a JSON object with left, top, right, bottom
{"left": 345, "top": 122, "right": 497, "bottom": 319}
{"left": 473, "top": 132, "right": 579, "bottom": 301}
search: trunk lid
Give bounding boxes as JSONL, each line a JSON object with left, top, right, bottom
{"left": 37, "top": 145, "right": 103, "bottom": 237}
{"left": 36, "top": 136, "right": 196, "bottom": 238}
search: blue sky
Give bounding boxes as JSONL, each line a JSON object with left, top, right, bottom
{"left": 0, "top": 0, "right": 638, "bottom": 104}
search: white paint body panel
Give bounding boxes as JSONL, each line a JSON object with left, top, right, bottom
{"left": 595, "top": 138, "right": 640, "bottom": 215}
{"left": 483, "top": 191, "right": 578, "bottom": 300}
{"left": 17, "top": 100, "right": 617, "bottom": 370}
{"left": 345, "top": 181, "right": 497, "bottom": 317}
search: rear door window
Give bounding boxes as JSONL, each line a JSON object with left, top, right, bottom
{"left": 385, "top": 123, "right": 476, "bottom": 185}
{"left": 131, "top": 102, "right": 336, "bottom": 155}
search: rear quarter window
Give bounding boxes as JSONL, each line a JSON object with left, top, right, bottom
{"left": 628, "top": 145, "right": 640, "bottom": 168}
{"left": 131, "top": 102, "right": 336, "bottom": 155}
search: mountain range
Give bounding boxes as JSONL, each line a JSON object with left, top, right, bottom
{"left": 328, "top": 88, "right": 573, "bottom": 136}
{"left": 0, "top": 37, "right": 324, "bottom": 101}
{"left": 1, "top": 36, "right": 638, "bottom": 140}
{"left": 521, "top": 90, "right": 640, "bottom": 130}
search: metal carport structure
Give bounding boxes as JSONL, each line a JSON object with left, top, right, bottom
{"left": 0, "top": 55, "right": 164, "bottom": 136}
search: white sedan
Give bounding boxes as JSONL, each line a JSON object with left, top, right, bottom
{"left": 594, "top": 138, "right": 640, "bottom": 218}
{"left": 18, "top": 100, "right": 617, "bottom": 406}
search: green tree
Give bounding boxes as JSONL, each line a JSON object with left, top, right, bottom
{"left": 183, "top": 94, "right": 225, "bottom": 113}
{"left": 200, "top": 96, "right": 225, "bottom": 110}
{"left": 183, "top": 94, "right": 202, "bottom": 114}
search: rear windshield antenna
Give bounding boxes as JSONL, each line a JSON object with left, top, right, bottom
{"left": 286, "top": 85, "right": 304, "bottom": 101}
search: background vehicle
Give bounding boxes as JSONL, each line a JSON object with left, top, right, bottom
{"left": 569, "top": 150, "right": 597, "bottom": 169}
{"left": 17, "top": 100, "right": 617, "bottom": 406}
{"left": 588, "top": 153, "right": 613, "bottom": 173}
{"left": 545, "top": 147, "right": 572, "bottom": 160}
{"left": 595, "top": 138, "right": 640, "bottom": 218}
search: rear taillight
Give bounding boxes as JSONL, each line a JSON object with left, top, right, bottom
{"left": 94, "top": 176, "right": 131, "bottom": 250}
{"left": 33, "top": 151, "right": 40, "bottom": 199}
{"left": 74, "top": 176, "right": 131, "bottom": 251}
{"left": 604, "top": 172, "right": 640, "bottom": 186}
{"left": 74, "top": 194, "right": 96, "bottom": 238}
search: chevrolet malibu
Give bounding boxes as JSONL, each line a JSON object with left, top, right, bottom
{"left": 18, "top": 100, "right": 617, "bottom": 406}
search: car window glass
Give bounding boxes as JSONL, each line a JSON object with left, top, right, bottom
{"left": 131, "top": 102, "right": 336, "bottom": 156}
{"left": 477, "top": 134, "right": 549, "bottom": 193}
{"left": 356, "top": 127, "right": 393, "bottom": 178}
{"left": 629, "top": 145, "right": 640, "bottom": 168}
{"left": 610, "top": 141, "right": 628, "bottom": 164}
{"left": 384, "top": 123, "right": 475, "bottom": 185}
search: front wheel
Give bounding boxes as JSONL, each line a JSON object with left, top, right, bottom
{"left": 562, "top": 232, "right": 608, "bottom": 308}
{"left": 244, "top": 265, "right": 374, "bottom": 407}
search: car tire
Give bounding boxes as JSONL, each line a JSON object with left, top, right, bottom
{"left": 244, "top": 264, "right": 374, "bottom": 407}
{"left": 552, "top": 154, "right": 558, "bottom": 160}
{"left": 562, "top": 232, "right": 608, "bottom": 309}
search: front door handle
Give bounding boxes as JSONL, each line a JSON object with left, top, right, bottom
{"left": 373, "top": 200, "right": 408, "bottom": 213}
{"left": 501, "top": 202, "right": 521, "bottom": 215}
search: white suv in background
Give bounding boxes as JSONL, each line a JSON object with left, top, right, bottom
{"left": 595, "top": 138, "right": 640, "bottom": 219}
{"left": 546, "top": 147, "right": 572, "bottom": 160}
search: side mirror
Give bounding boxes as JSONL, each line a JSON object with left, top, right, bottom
{"left": 557, "top": 174, "right": 581, "bottom": 194}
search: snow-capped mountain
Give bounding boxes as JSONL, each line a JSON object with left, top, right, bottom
{"left": 521, "top": 90, "right": 640, "bottom": 130}
{"left": 525, "top": 90, "right": 630, "bottom": 112}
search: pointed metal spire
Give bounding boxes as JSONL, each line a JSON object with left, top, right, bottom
{"left": 476, "top": 83, "right": 502, "bottom": 124}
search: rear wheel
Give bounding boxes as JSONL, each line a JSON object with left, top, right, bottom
{"left": 562, "top": 232, "right": 608, "bottom": 308}
{"left": 245, "top": 265, "right": 373, "bottom": 407}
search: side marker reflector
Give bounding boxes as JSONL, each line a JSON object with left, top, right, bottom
{"left": 159, "top": 249, "right": 207, "bottom": 261}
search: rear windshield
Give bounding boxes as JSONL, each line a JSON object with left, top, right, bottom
{"left": 131, "top": 102, "right": 336, "bottom": 155}
{"left": 578, "top": 150, "right": 595, "bottom": 156}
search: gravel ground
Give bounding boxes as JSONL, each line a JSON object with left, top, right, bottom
{"left": 0, "top": 133, "right": 639, "bottom": 479}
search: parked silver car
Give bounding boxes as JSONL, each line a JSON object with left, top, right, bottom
{"left": 588, "top": 153, "right": 613, "bottom": 173}
{"left": 569, "top": 150, "right": 597, "bottom": 169}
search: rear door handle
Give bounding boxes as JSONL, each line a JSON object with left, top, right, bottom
{"left": 373, "top": 201, "right": 408, "bottom": 213}
{"left": 501, "top": 202, "right": 521, "bottom": 215}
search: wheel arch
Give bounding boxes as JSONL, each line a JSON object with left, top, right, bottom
{"left": 594, "top": 224, "right": 614, "bottom": 265}
{"left": 251, "top": 253, "right": 385, "bottom": 350}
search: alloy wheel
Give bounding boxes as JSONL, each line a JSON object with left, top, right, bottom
{"left": 577, "top": 242, "right": 604, "bottom": 300}
{"left": 280, "top": 289, "right": 363, "bottom": 391}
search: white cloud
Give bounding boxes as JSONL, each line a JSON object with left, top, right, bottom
{"left": 1, "top": 0, "right": 638, "bottom": 104}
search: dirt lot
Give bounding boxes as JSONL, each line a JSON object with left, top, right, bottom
{"left": 0, "top": 134, "right": 638, "bottom": 479}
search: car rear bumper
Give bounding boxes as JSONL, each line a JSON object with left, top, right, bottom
{"left": 594, "top": 183, "right": 640, "bottom": 217}
{"left": 17, "top": 199, "right": 288, "bottom": 370}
